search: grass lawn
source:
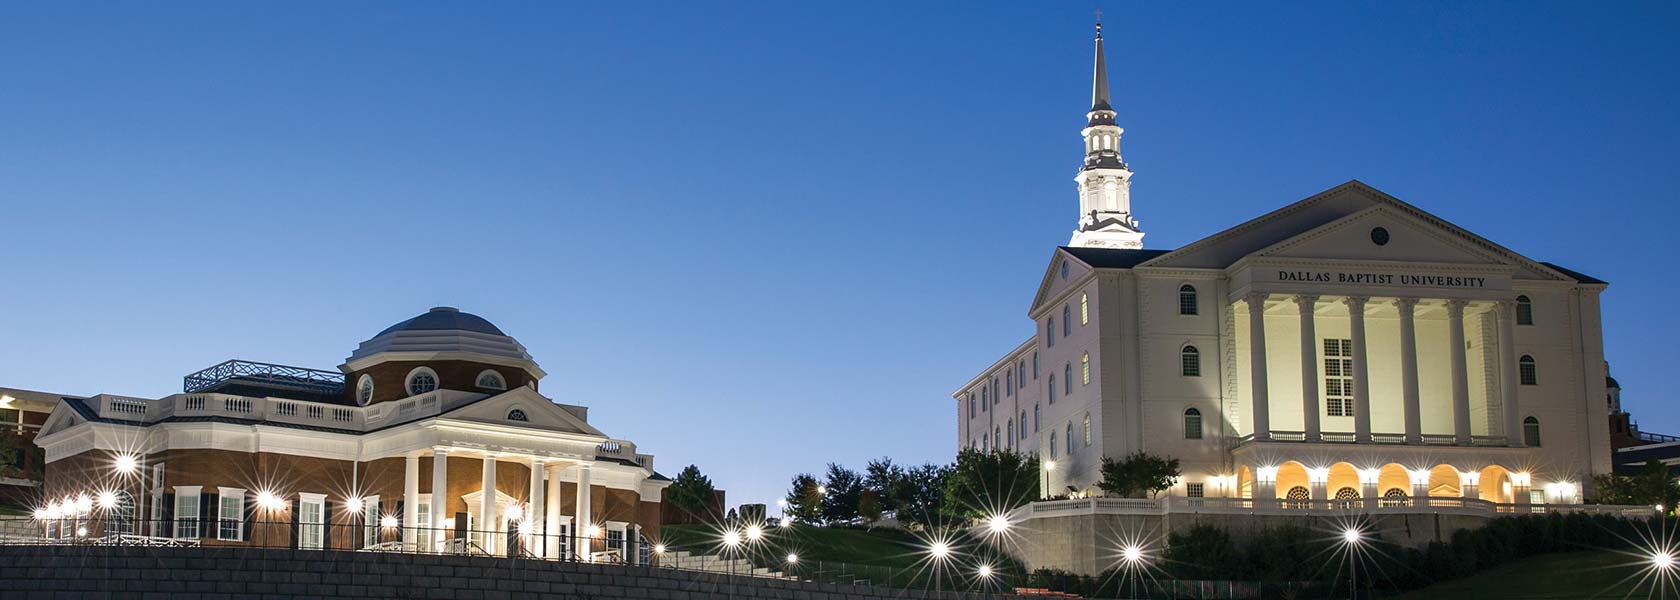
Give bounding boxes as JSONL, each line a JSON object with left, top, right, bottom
{"left": 1389, "top": 550, "right": 1657, "bottom": 599}
{"left": 659, "top": 523, "right": 926, "bottom": 569}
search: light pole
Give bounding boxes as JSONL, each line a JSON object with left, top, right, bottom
{"left": 1043, "top": 461, "right": 1056, "bottom": 499}
{"left": 929, "top": 540, "right": 951, "bottom": 593}
{"left": 1121, "top": 544, "right": 1144, "bottom": 599}
{"left": 1343, "top": 528, "right": 1362, "bottom": 600}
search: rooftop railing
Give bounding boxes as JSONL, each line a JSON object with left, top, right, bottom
{"left": 182, "top": 360, "right": 345, "bottom": 394}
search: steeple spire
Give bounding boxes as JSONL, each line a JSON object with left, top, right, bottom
{"left": 1091, "top": 22, "right": 1112, "bottom": 113}
{"left": 1069, "top": 17, "right": 1145, "bottom": 250}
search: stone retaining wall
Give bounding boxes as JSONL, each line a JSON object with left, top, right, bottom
{"left": 1, "top": 545, "right": 1031, "bottom": 600}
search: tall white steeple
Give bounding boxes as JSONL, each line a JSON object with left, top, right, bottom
{"left": 1069, "top": 21, "right": 1145, "bottom": 249}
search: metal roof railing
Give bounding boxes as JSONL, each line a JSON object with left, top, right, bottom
{"left": 182, "top": 360, "right": 345, "bottom": 394}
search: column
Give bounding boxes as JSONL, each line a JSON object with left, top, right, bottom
{"left": 1346, "top": 297, "right": 1372, "bottom": 442}
{"left": 1497, "top": 300, "right": 1523, "bottom": 446}
{"left": 1253, "top": 464, "right": 1278, "bottom": 509}
{"left": 545, "top": 464, "right": 563, "bottom": 559}
{"left": 1308, "top": 468, "right": 1328, "bottom": 506}
{"left": 1512, "top": 472, "right": 1532, "bottom": 513}
{"left": 1396, "top": 298, "right": 1422, "bottom": 443}
{"left": 403, "top": 454, "right": 420, "bottom": 549}
{"left": 1359, "top": 469, "right": 1379, "bottom": 510}
{"left": 430, "top": 447, "right": 448, "bottom": 553}
{"left": 1244, "top": 293, "right": 1271, "bottom": 442}
{"left": 574, "top": 464, "right": 592, "bottom": 560}
{"left": 1447, "top": 300, "right": 1472, "bottom": 444}
{"left": 1409, "top": 469, "right": 1430, "bottom": 508}
{"left": 528, "top": 457, "right": 545, "bottom": 558}
{"left": 480, "top": 453, "right": 498, "bottom": 553}
{"left": 1460, "top": 471, "right": 1480, "bottom": 502}
{"left": 1295, "top": 295, "right": 1322, "bottom": 442}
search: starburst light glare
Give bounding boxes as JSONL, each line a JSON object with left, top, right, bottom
{"left": 786, "top": 553, "right": 799, "bottom": 565}
{"left": 977, "top": 564, "right": 993, "bottom": 578}
{"left": 345, "top": 496, "right": 364, "bottom": 514}
{"left": 779, "top": 517, "right": 792, "bottom": 528}
{"left": 1122, "top": 544, "right": 1143, "bottom": 563}
{"left": 987, "top": 514, "right": 1010, "bottom": 534}
{"left": 745, "top": 524, "right": 763, "bottom": 541}
{"left": 721, "top": 529, "right": 742, "bottom": 548}
{"left": 504, "top": 504, "right": 523, "bottom": 522}
{"left": 929, "top": 540, "right": 951, "bottom": 560}
{"left": 114, "top": 454, "right": 138, "bottom": 475}
{"left": 653, "top": 544, "right": 666, "bottom": 555}
{"left": 76, "top": 494, "right": 92, "bottom": 514}
{"left": 97, "top": 491, "right": 118, "bottom": 510}
{"left": 1343, "top": 528, "right": 1362, "bottom": 544}
{"left": 1656, "top": 551, "right": 1676, "bottom": 571}
{"left": 380, "top": 515, "right": 398, "bottom": 528}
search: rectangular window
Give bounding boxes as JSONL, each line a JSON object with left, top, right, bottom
{"left": 415, "top": 496, "right": 432, "bottom": 551}
{"left": 299, "top": 494, "right": 325, "bottom": 550}
{"left": 218, "top": 490, "right": 245, "bottom": 541}
{"left": 1324, "top": 338, "right": 1355, "bottom": 417}
{"left": 364, "top": 496, "right": 381, "bottom": 548}
{"left": 150, "top": 464, "right": 166, "bottom": 536}
{"left": 558, "top": 522, "right": 573, "bottom": 559}
{"left": 1186, "top": 483, "right": 1205, "bottom": 498}
{"left": 174, "top": 487, "right": 200, "bottom": 539}
{"left": 607, "top": 527, "right": 626, "bottom": 555}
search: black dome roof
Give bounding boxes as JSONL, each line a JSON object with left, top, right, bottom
{"left": 375, "top": 307, "right": 506, "bottom": 337}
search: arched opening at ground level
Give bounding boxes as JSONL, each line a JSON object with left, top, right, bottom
{"left": 1428, "top": 464, "right": 1462, "bottom": 497}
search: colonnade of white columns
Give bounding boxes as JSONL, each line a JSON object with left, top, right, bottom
{"left": 1245, "top": 294, "right": 1523, "bottom": 446}
{"left": 403, "top": 448, "right": 599, "bottom": 558}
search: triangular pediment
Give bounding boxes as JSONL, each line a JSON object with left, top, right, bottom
{"left": 1028, "top": 248, "right": 1096, "bottom": 316}
{"left": 438, "top": 386, "right": 603, "bottom": 437}
{"left": 35, "top": 402, "right": 85, "bottom": 440}
{"left": 1142, "top": 180, "right": 1573, "bottom": 282}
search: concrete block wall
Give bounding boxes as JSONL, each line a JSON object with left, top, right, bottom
{"left": 0, "top": 545, "right": 1036, "bottom": 600}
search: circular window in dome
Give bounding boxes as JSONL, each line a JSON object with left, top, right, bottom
{"left": 1371, "top": 227, "right": 1391, "bottom": 246}
{"left": 476, "top": 370, "right": 506, "bottom": 391}
{"left": 356, "top": 375, "right": 374, "bottom": 406}
{"left": 406, "top": 367, "right": 438, "bottom": 396}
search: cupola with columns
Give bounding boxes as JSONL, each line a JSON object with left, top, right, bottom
{"left": 340, "top": 307, "right": 545, "bottom": 406}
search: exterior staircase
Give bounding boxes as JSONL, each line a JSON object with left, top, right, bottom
{"left": 659, "top": 549, "right": 799, "bottom": 581}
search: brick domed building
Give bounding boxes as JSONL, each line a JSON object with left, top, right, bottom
{"left": 32, "top": 307, "right": 669, "bottom": 561}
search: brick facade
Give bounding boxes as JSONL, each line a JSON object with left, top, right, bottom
{"left": 348, "top": 360, "right": 537, "bottom": 406}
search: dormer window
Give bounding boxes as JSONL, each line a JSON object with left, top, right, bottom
{"left": 476, "top": 370, "right": 506, "bottom": 391}
{"left": 507, "top": 409, "right": 528, "bottom": 422}
{"left": 356, "top": 375, "right": 374, "bottom": 406}
{"left": 406, "top": 368, "right": 438, "bottom": 396}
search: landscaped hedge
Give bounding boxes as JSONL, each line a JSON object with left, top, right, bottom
{"left": 1009, "top": 512, "right": 1657, "bottom": 599}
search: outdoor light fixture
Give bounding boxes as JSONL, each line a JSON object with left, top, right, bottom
{"left": 786, "top": 553, "right": 798, "bottom": 565}
{"left": 381, "top": 515, "right": 398, "bottom": 528}
{"left": 76, "top": 526, "right": 87, "bottom": 537}
{"left": 346, "top": 496, "right": 364, "bottom": 514}
{"left": 1045, "top": 460, "right": 1056, "bottom": 471}
{"left": 1655, "top": 551, "right": 1676, "bottom": 571}
{"left": 517, "top": 521, "right": 534, "bottom": 535}
{"left": 745, "top": 524, "right": 763, "bottom": 542}
{"left": 779, "top": 517, "right": 792, "bottom": 528}
{"left": 1343, "top": 528, "right": 1362, "bottom": 544}
{"left": 929, "top": 540, "right": 951, "bottom": 559}
{"left": 114, "top": 454, "right": 138, "bottom": 475}
{"left": 816, "top": 485, "right": 826, "bottom": 495}
{"left": 504, "top": 505, "right": 523, "bottom": 522}
{"left": 257, "top": 490, "right": 283, "bottom": 511}
{"left": 585, "top": 524, "right": 602, "bottom": 538}
{"left": 44, "top": 502, "right": 61, "bottom": 520}
{"left": 1122, "top": 545, "right": 1143, "bottom": 564}
{"left": 776, "top": 499, "right": 787, "bottom": 508}
{"left": 97, "top": 491, "right": 117, "bottom": 510}
{"left": 721, "top": 529, "right": 742, "bottom": 548}
{"left": 977, "top": 564, "right": 994, "bottom": 578}
{"left": 653, "top": 544, "right": 666, "bottom": 555}
{"left": 75, "top": 494, "right": 92, "bottom": 514}
{"left": 32, "top": 508, "right": 47, "bottom": 520}
{"left": 987, "top": 514, "right": 1010, "bottom": 534}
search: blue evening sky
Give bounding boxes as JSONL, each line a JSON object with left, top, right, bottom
{"left": 2, "top": 2, "right": 1676, "bottom": 507}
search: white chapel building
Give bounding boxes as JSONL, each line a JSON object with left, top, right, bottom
{"left": 953, "top": 24, "right": 1611, "bottom": 507}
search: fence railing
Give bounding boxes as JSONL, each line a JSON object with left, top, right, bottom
{"left": 1010, "top": 495, "right": 1659, "bottom": 521}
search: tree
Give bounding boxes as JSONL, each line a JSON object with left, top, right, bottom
{"left": 1592, "top": 460, "right": 1678, "bottom": 510}
{"left": 0, "top": 431, "right": 21, "bottom": 479}
{"left": 897, "top": 463, "right": 951, "bottom": 529}
{"left": 784, "top": 473, "right": 823, "bottom": 524}
{"left": 864, "top": 457, "right": 911, "bottom": 513}
{"left": 942, "top": 448, "right": 1039, "bottom": 521}
{"left": 820, "top": 463, "right": 865, "bottom": 524}
{"left": 1098, "top": 452, "right": 1181, "bottom": 498}
{"left": 665, "top": 464, "right": 718, "bottom": 523}
{"left": 858, "top": 490, "right": 882, "bottom": 524}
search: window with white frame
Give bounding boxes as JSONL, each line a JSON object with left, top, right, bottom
{"left": 476, "top": 370, "right": 507, "bottom": 390}
{"left": 1179, "top": 285, "right": 1198, "bottom": 315}
{"left": 1081, "top": 352, "right": 1090, "bottom": 385}
{"left": 357, "top": 375, "right": 374, "bottom": 406}
{"left": 108, "top": 492, "right": 135, "bottom": 534}
{"left": 299, "top": 494, "right": 326, "bottom": 550}
{"left": 218, "top": 488, "right": 245, "bottom": 541}
{"left": 1520, "top": 356, "right": 1537, "bottom": 385}
{"left": 150, "top": 464, "right": 165, "bottom": 536}
{"left": 415, "top": 495, "right": 432, "bottom": 550}
{"left": 1083, "top": 414, "right": 1091, "bottom": 447}
{"left": 1080, "top": 293, "right": 1089, "bottom": 325}
{"left": 406, "top": 369, "right": 438, "bottom": 396}
{"left": 1324, "top": 338, "right": 1355, "bottom": 417}
{"left": 1186, "top": 483, "right": 1204, "bottom": 498}
{"left": 1183, "top": 408, "right": 1203, "bottom": 439}
{"left": 174, "top": 486, "right": 201, "bottom": 539}
{"left": 606, "top": 523, "right": 627, "bottom": 556}
{"left": 1181, "top": 346, "right": 1201, "bottom": 377}
{"left": 1516, "top": 295, "right": 1533, "bottom": 325}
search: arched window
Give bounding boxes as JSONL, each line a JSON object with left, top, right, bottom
{"left": 995, "top": 426, "right": 1001, "bottom": 450}
{"left": 357, "top": 375, "right": 374, "bottom": 406}
{"left": 1520, "top": 356, "right": 1537, "bottom": 385}
{"left": 1080, "top": 293, "right": 1089, "bottom": 325}
{"left": 1049, "top": 432, "right": 1057, "bottom": 458}
{"left": 1046, "top": 317, "right": 1055, "bottom": 347}
{"left": 1524, "top": 416, "right": 1541, "bottom": 447}
{"left": 1006, "top": 372, "right": 1013, "bottom": 396}
{"left": 981, "top": 387, "right": 988, "bottom": 409}
{"left": 1516, "top": 295, "right": 1534, "bottom": 326}
{"left": 1333, "top": 487, "right": 1360, "bottom": 509}
{"left": 1081, "top": 353, "right": 1090, "bottom": 385}
{"left": 1062, "top": 305, "right": 1071, "bottom": 336}
{"left": 1007, "top": 420, "right": 1014, "bottom": 448}
{"left": 1064, "top": 363, "right": 1072, "bottom": 394}
{"left": 107, "top": 491, "right": 135, "bottom": 534}
{"left": 507, "top": 409, "right": 528, "bottom": 422}
{"left": 1285, "top": 486, "right": 1309, "bottom": 508}
{"left": 1181, "top": 346, "right": 1201, "bottom": 377}
{"left": 983, "top": 434, "right": 990, "bottom": 452}
{"left": 1183, "top": 408, "right": 1203, "bottom": 439}
{"left": 1018, "top": 359, "right": 1026, "bottom": 388}
{"left": 1060, "top": 260, "right": 1068, "bottom": 280}
{"left": 1381, "top": 488, "right": 1408, "bottom": 508}
{"left": 476, "top": 370, "right": 506, "bottom": 391}
{"left": 1083, "top": 414, "right": 1091, "bottom": 447}
{"left": 1048, "top": 375, "right": 1056, "bottom": 403}
{"left": 1066, "top": 422, "right": 1074, "bottom": 454}
{"left": 1034, "top": 403, "right": 1040, "bottom": 432}
{"left": 1179, "top": 285, "right": 1198, "bottom": 315}
{"left": 405, "top": 368, "right": 438, "bottom": 396}
{"left": 1020, "top": 410, "right": 1027, "bottom": 439}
